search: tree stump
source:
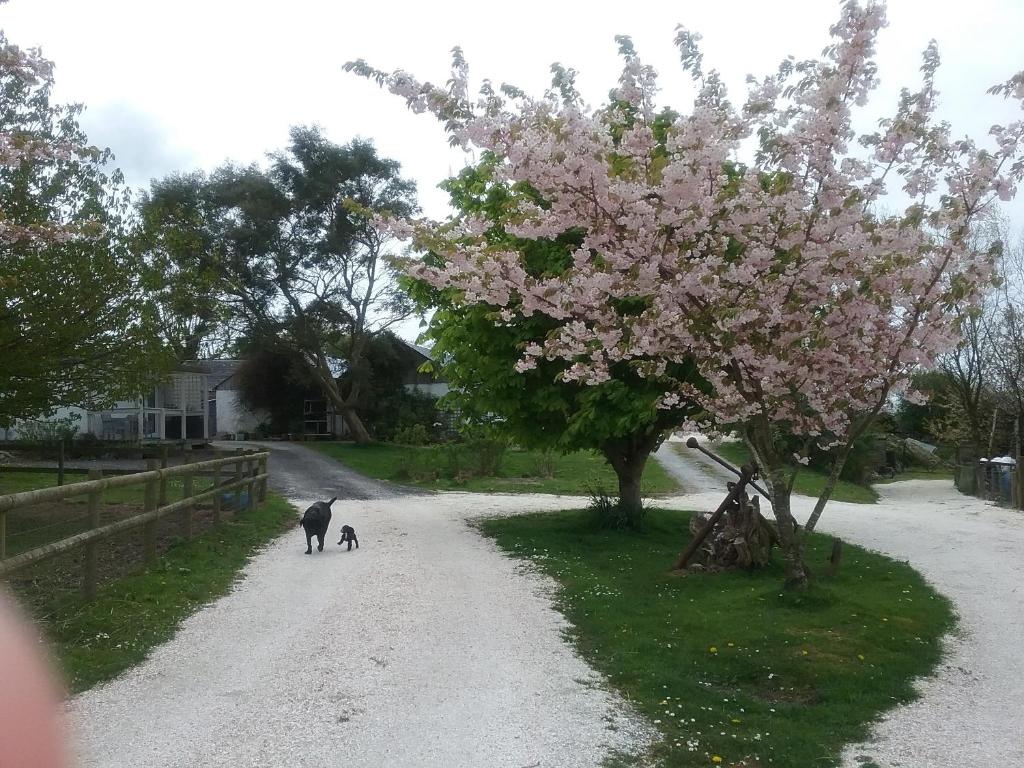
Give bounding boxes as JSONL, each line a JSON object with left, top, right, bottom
{"left": 687, "top": 487, "right": 778, "bottom": 569}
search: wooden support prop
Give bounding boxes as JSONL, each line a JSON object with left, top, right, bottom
{"left": 181, "top": 456, "right": 194, "bottom": 540}
{"left": 57, "top": 439, "right": 65, "bottom": 487}
{"left": 82, "top": 469, "right": 103, "bottom": 599}
{"left": 824, "top": 538, "right": 844, "bottom": 577}
{"left": 673, "top": 463, "right": 755, "bottom": 571}
{"left": 143, "top": 459, "right": 158, "bottom": 562}
{"left": 685, "top": 437, "right": 772, "bottom": 501}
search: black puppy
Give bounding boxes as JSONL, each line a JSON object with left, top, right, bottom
{"left": 299, "top": 497, "right": 336, "bottom": 554}
{"left": 337, "top": 525, "right": 359, "bottom": 551}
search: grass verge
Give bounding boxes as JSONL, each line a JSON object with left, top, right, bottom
{"left": 699, "top": 441, "right": 879, "bottom": 504}
{"left": 480, "top": 508, "right": 953, "bottom": 767}
{"left": 15, "top": 492, "right": 295, "bottom": 693}
{"left": 312, "top": 442, "right": 680, "bottom": 496}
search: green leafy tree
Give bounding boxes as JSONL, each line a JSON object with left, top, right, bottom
{"left": 0, "top": 29, "right": 168, "bottom": 426}
{"left": 406, "top": 158, "right": 703, "bottom": 511}
{"left": 177, "top": 127, "right": 419, "bottom": 443}
{"left": 135, "top": 173, "right": 231, "bottom": 361}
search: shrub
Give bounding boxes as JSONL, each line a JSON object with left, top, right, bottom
{"left": 394, "top": 423, "right": 430, "bottom": 446}
{"left": 15, "top": 417, "right": 79, "bottom": 443}
{"left": 531, "top": 449, "right": 557, "bottom": 479}
{"left": 468, "top": 437, "right": 507, "bottom": 477}
{"left": 587, "top": 487, "right": 647, "bottom": 531}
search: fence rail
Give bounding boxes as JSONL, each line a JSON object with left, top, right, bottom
{"left": 0, "top": 450, "right": 270, "bottom": 597}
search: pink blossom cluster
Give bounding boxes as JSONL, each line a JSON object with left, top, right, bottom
{"left": 0, "top": 32, "right": 96, "bottom": 247}
{"left": 353, "top": 1, "right": 1024, "bottom": 443}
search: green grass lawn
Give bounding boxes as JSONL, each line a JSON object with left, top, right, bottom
{"left": 698, "top": 441, "right": 879, "bottom": 504}
{"left": 311, "top": 442, "right": 680, "bottom": 496}
{"left": 18, "top": 493, "right": 295, "bottom": 693}
{"left": 480, "top": 508, "right": 953, "bottom": 767}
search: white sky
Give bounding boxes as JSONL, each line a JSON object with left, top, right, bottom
{"left": 4, "top": 0, "right": 1024, "bottom": 339}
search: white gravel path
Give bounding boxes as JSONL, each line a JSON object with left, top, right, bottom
{"left": 67, "top": 492, "right": 652, "bottom": 768}
{"left": 655, "top": 439, "right": 735, "bottom": 494}
{"left": 823, "top": 481, "right": 1024, "bottom": 768}
{"left": 66, "top": 441, "right": 1024, "bottom": 768}
{"left": 653, "top": 447, "right": 1024, "bottom": 768}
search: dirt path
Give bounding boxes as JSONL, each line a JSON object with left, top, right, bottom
{"left": 67, "top": 444, "right": 650, "bottom": 768}
{"left": 653, "top": 447, "right": 1024, "bottom": 768}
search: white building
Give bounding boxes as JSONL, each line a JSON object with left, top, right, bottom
{"left": 2, "top": 369, "right": 211, "bottom": 442}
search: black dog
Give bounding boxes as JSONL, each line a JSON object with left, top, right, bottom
{"left": 299, "top": 497, "right": 336, "bottom": 554}
{"left": 337, "top": 525, "right": 359, "bottom": 551}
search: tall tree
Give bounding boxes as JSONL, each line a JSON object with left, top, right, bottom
{"left": 204, "top": 127, "right": 419, "bottom": 443}
{"left": 404, "top": 156, "right": 702, "bottom": 512}
{"left": 0, "top": 28, "right": 168, "bottom": 426}
{"left": 350, "top": 1, "right": 1024, "bottom": 587}
{"left": 135, "top": 173, "right": 231, "bottom": 361}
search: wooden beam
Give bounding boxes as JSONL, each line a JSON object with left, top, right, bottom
{"left": 0, "top": 451, "right": 269, "bottom": 512}
{"left": 0, "top": 473, "right": 267, "bottom": 578}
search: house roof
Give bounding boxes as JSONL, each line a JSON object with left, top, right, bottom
{"left": 182, "top": 359, "right": 244, "bottom": 390}
{"left": 399, "top": 339, "right": 435, "bottom": 361}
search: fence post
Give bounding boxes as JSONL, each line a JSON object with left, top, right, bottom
{"left": 258, "top": 454, "right": 268, "bottom": 502}
{"left": 247, "top": 454, "right": 257, "bottom": 511}
{"left": 159, "top": 445, "right": 169, "bottom": 508}
{"left": 1015, "top": 464, "right": 1024, "bottom": 511}
{"left": 181, "top": 455, "right": 194, "bottom": 540}
{"left": 57, "top": 439, "right": 65, "bottom": 487}
{"left": 82, "top": 469, "right": 103, "bottom": 599}
{"left": 212, "top": 459, "right": 222, "bottom": 524}
{"left": 143, "top": 459, "right": 158, "bottom": 562}
{"left": 0, "top": 509, "right": 5, "bottom": 561}
{"left": 233, "top": 450, "right": 244, "bottom": 511}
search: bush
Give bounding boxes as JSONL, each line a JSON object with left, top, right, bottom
{"left": 15, "top": 417, "right": 79, "bottom": 443}
{"left": 587, "top": 487, "right": 646, "bottom": 531}
{"left": 531, "top": 449, "right": 557, "bottom": 479}
{"left": 468, "top": 437, "right": 507, "bottom": 477}
{"left": 443, "top": 443, "right": 465, "bottom": 479}
{"left": 394, "top": 423, "right": 431, "bottom": 446}
{"left": 366, "top": 389, "right": 443, "bottom": 443}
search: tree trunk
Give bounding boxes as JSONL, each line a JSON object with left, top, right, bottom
{"left": 768, "top": 480, "right": 810, "bottom": 589}
{"left": 604, "top": 449, "right": 646, "bottom": 511}
{"left": 746, "top": 419, "right": 810, "bottom": 590}
{"left": 313, "top": 365, "right": 373, "bottom": 445}
{"left": 602, "top": 430, "right": 662, "bottom": 512}
{"left": 339, "top": 407, "right": 372, "bottom": 445}
{"left": 805, "top": 457, "right": 846, "bottom": 533}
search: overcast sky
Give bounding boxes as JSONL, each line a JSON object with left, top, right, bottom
{"left": 5, "top": 0, "right": 1023, "bottom": 339}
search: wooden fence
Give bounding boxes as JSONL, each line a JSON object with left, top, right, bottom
{"left": 0, "top": 450, "right": 269, "bottom": 598}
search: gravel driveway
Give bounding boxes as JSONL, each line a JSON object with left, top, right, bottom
{"left": 66, "top": 441, "right": 1024, "bottom": 767}
{"left": 67, "top": 443, "right": 651, "bottom": 768}
{"left": 653, "top": 449, "right": 1024, "bottom": 768}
